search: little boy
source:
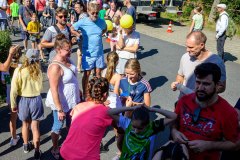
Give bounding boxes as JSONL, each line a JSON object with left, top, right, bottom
{"left": 10, "top": 0, "right": 20, "bottom": 28}
{"left": 27, "top": 13, "right": 41, "bottom": 49}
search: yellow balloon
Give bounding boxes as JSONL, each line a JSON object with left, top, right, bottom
{"left": 120, "top": 14, "right": 134, "bottom": 29}
{"left": 105, "top": 20, "right": 113, "bottom": 31}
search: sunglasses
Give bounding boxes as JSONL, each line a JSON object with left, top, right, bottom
{"left": 192, "top": 107, "right": 201, "bottom": 123}
{"left": 58, "top": 15, "right": 68, "bottom": 19}
{"left": 90, "top": 12, "right": 99, "bottom": 15}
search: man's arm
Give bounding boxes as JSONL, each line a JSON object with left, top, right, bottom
{"left": 188, "top": 140, "right": 237, "bottom": 153}
{"left": 70, "top": 25, "right": 81, "bottom": 37}
{"left": 171, "top": 74, "right": 184, "bottom": 91}
{"left": 216, "top": 14, "right": 228, "bottom": 39}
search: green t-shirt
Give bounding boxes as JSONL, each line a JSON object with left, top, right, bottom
{"left": 98, "top": 9, "right": 106, "bottom": 20}
{"left": 10, "top": 2, "right": 19, "bottom": 18}
{"left": 192, "top": 14, "right": 203, "bottom": 30}
{"left": 120, "top": 118, "right": 165, "bottom": 160}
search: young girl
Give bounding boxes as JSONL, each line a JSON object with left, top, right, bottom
{"left": 10, "top": 49, "right": 43, "bottom": 159}
{"left": 117, "top": 58, "right": 151, "bottom": 109}
{"left": 110, "top": 16, "right": 120, "bottom": 51}
{"left": 189, "top": 6, "right": 204, "bottom": 33}
{"left": 108, "top": 102, "right": 177, "bottom": 160}
{"left": 60, "top": 77, "right": 113, "bottom": 160}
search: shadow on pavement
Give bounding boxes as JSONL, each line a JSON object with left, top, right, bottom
{"left": 138, "top": 49, "right": 158, "bottom": 60}
{"left": 149, "top": 76, "right": 168, "bottom": 91}
{"left": 225, "top": 52, "right": 238, "bottom": 62}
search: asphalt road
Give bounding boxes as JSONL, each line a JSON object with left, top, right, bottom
{"left": 0, "top": 30, "right": 240, "bottom": 160}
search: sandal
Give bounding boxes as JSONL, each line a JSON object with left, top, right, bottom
{"left": 51, "top": 148, "right": 60, "bottom": 160}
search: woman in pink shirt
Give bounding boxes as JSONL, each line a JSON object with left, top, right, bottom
{"left": 60, "top": 77, "right": 113, "bottom": 160}
{"left": 35, "top": 0, "right": 46, "bottom": 20}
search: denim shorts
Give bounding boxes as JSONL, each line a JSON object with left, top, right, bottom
{"left": 17, "top": 95, "right": 44, "bottom": 121}
{"left": 51, "top": 110, "right": 72, "bottom": 134}
{"left": 82, "top": 54, "right": 105, "bottom": 71}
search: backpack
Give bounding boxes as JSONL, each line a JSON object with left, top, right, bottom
{"left": 221, "top": 13, "right": 237, "bottom": 40}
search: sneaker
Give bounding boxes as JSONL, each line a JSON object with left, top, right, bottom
{"left": 23, "top": 142, "right": 32, "bottom": 153}
{"left": 9, "top": 135, "right": 20, "bottom": 146}
{"left": 34, "top": 150, "right": 42, "bottom": 160}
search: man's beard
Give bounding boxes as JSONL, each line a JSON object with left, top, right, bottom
{"left": 196, "top": 88, "right": 216, "bottom": 102}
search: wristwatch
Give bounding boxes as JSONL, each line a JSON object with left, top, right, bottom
{"left": 58, "top": 109, "right": 64, "bottom": 113}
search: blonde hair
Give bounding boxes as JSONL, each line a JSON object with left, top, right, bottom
{"left": 88, "top": 1, "right": 99, "bottom": 12}
{"left": 125, "top": 58, "right": 141, "bottom": 75}
{"left": 105, "top": 52, "right": 119, "bottom": 82}
{"left": 112, "top": 16, "right": 120, "bottom": 24}
{"left": 20, "top": 56, "right": 41, "bottom": 81}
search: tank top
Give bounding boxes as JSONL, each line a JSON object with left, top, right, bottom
{"left": 45, "top": 60, "right": 81, "bottom": 112}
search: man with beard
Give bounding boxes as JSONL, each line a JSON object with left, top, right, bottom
{"left": 71, "top": 2, "right": 107, "bottom": 98}
{"left": 171, "top": 31, "right": 226, "bottom": 99}
{"left": 158, "top": 63, "right": 238, "bottom": 160}
{"left": 41, "top": 7, "right": 71, "bottom": 61}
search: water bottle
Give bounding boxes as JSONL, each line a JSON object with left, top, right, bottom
{"left": 176, "top": 84, "right": 194, "bottom": 95}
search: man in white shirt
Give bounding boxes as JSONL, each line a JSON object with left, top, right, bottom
{"left": 216, "top": 3, "right": 228, "bottom": 60}
{"left": 0, "top": 0, "right": 7, "bottom": 30}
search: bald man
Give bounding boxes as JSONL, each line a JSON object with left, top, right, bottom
{"left": 171, "top": 31, "right": 226, "bottom": 99}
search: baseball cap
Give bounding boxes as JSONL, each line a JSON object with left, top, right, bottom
{"left": 26, "top": 49, "right": 40, "bottom": 63}
{"left": 103, "top": 4, "right": 108, "bottom": 9}
{"left": 217, "top": 4, "right": 227, "bottom": 9}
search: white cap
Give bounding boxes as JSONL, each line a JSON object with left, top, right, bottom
{"left": 103, "top": 4, "right": 108, "bottom": 9}
{"left": 26, "top": 49, "right": 39, "bottom": 63}
{"left": 217, "top": 4, "right": 227, "bottom": 9}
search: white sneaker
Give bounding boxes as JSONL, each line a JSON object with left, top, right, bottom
{"left": 9, "top": 135, "right": 20, "bottom": 146}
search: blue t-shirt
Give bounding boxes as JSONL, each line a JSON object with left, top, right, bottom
{"left": 126, "top": 6, "right": 136, "bottom": 24}
{"left": 19, "top": 5, "right": 36, "bottom": 26}
{"left": 120, "top": 77, "right": 152, "bottom": 103}
{"left": 73, "top": 17, "right": 106, "bottom": 57}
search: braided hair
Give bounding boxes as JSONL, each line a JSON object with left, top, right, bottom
{"left": 86, "top": 77, "right": 109, "bottom": 103}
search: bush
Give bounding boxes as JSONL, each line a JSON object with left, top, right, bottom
{"left": 182, "top": 3, "right": 194, "bottom": 18}
{"left": 0, "top": 31, "right": 12, "bottom": 63}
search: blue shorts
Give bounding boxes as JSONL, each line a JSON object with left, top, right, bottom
{"left": 82, "top": 54, "right": 105, "bottom": 71}
{"left": 21, "top": 31, "right": 30, "bottom": 40}
{"left": 51, "top": 110, "right": 72, "bottom": 134}
{"left": 17, "top": 95, "right": 44, "bottom": 121}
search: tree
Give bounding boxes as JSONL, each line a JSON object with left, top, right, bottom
{"left": 208, "top": 0, "right": 220, "bottom": 23}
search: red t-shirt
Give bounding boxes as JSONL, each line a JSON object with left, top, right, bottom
{"left": 60, "top": 102, "right": 112, "bottom": 160}
{"left": 175, "top": 93, "right": 238, "bottom": 160}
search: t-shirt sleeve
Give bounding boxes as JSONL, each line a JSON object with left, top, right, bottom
{"left": 177, "top": 55, "right": 184, "bottom": 76}
{"left": 73, "top": 20, "right": 83, "bottom": 31}
{"left": 143, "top": 80, "right": 152, "bottom": 93}
{"left": 42, "top": 28, "right": 53, "bottom": 41}
{"left": 27, "top": 22, "right": 32, "bottom": 31}
{"left": 152, "top": 118, "right": 165, "bottom": 134}
{"left": 19, "top": 5, "right": 23, "bottom": 16}
{"left": 222, "top": 108, "right": 239, "bottom": 143}
{"left": 118, "top": 115, "right": 131, "bottom": 130}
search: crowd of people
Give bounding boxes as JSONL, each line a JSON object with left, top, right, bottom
{"left": 0, "top": 0, "right": 240, "bottom": 160}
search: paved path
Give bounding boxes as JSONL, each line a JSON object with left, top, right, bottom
{"left": 136, "top": 22, "right": 240, "bottom": 63}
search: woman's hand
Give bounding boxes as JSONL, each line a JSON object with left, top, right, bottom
{"left": 126, "top": 96, "right": 133, "bottom": 107}
{"left": 11, "top": 107, "right": 18, "bottom": 113}
{"left": 58, "top": 112, "right": 66, "bottom": 121}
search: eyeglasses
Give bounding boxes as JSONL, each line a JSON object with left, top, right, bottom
{"left": 192, "top": 107, "right": 201, "bottom": 123}
{"left": 58, "top": 15, "right": 68, "bottom": 19}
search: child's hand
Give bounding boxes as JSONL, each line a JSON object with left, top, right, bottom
{"left": 126, "top": 97, "right": 133, "bottom": 107}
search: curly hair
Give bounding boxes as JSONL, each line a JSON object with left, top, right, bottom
{"left": 105, "top": 51, "right": 119, "bottom": 82}
{"left": 86, "top": 77, "right": 109, "bottom": 103}
{"left": 20, "top": 56, "right": 41, "bottom": 81}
